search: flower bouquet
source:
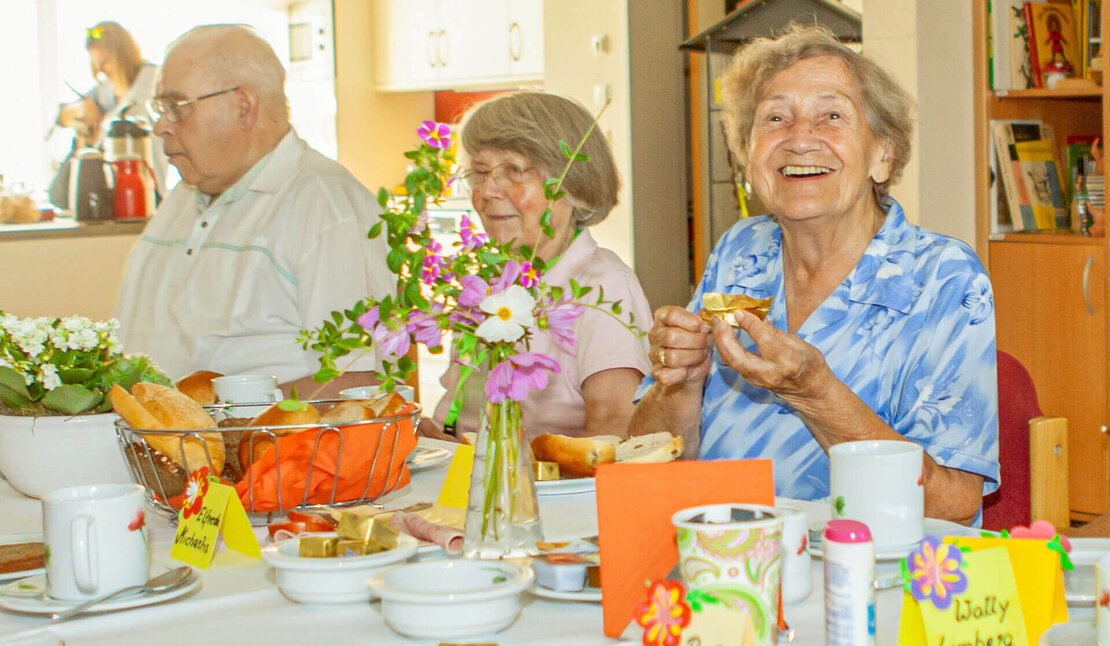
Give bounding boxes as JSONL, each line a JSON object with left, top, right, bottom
{"left": 301, "top": 118, "right": 642, "bottom": 557}
{"left": 0, "top": 312, "right": 170, "bottom": 416}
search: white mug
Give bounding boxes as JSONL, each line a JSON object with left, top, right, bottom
{"left": 339, "top": 385, "right": 415, "bottom": 403}
{"left": 212, "top": 374, "right": 284, "bottom": 418}
{"left": 829, "top": 440, "right": 924, "bottom": 551}
{"left": 776, "top": 504, "right": 812, "bottom": 605}
{"left": 42, "top": 484, "right": 149, "bottom": 600}
{"left": 1097, "top": 553, "right": 1110, "bottom": 646}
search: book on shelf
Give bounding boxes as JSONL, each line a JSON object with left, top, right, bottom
{"left": 1013, "top": 138, "right": 1070, "bottom": 229}
{"left": 1008, "top": 1, "right": 1042, "bottom": 89}
{"left": 991, "top": 120, "right": 1064, "bottom": 231}
{"left": 1086, "top": 0, "right": 1103, "bottom": 77}
{"left": 1026, "top": 1, "right": 1082, "bottom": 87}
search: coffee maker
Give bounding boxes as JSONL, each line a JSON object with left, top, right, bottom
{"left": 68, "top": 148, "right": 112, "bottom": 222}
{"left": 104, "top": 117, "right": 157, "bottom": 216}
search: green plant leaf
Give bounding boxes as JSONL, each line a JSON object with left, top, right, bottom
{"left": 0, "top": 367, "right": 32, "bottom": 401}
{"left": 277, "top": 397, "right": 309, "bottom": 412}
{"left": 367, "top": 221, "right": 383, "bottom": 239}
{"left": 559, "top": 140, "right": 572, "bottom": 158}
{"left": 377, "top": 187, "right": 389, "bottom": 209}
{"left": 41, "top": 385, "right": 102, "bottom": 415}
{"left": 57, "top": 368, "right": 96, "bottom": 384}
{"left": 0, "top": 383, "right": 31, "bottom": 409}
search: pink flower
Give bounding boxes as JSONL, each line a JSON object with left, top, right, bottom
{"left": 492, "top": 260, "right": 521, "bottom": 292}
{"left": 422, "top": 239, "right": 445, "bottom": 283}
{"left": 542, "top": 302, "right": 583, "bottom": 353}
{"left": 373, "top": 323, "right": 411, "bottom": 358}
{"left": 520, "top": 261, "right": 541, "bottom": 288}
{"left": 357, "top": 306, "right": 380, "bottom": 331}
{"left": 408, "top": 311, "right": 443, "bottom": 349}
{"left": 459, "top": 214, "right": 487, "bottom": 251}
{"left": 458, "top": 275, "right": 492, "bottom": 308}
{"left": 485, "top": 352, "right": 561, "bottom": 403}
{"left": 417, "top": 120, "right": 452, "bottom": 149}
{"left": 410, "top": 211, "right": 429, "bottom": 234}
{"left": 1010, "top": 519, "right": 1072, "bottom": 552}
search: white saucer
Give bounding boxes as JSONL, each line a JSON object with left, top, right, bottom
{"left": 1063, "top": 538, "right": 1110, "bottom": 605}
{"left": 1039, "top": 620, "right": 1095, "bottom": 645}
{"left": 0, "top": 534, "right": 45, "bottom": 582}
{"left": 0, "top": 570, "right": 201, "bottom": 615}
{"left": 535, "top": 477, "right": 595, "bottom": 496}
{"left": 409, "top": 446, "right": 451, "bottom": 472}
{"left": 806, "top": 517, "right": 980, "bottom": 561}
{"left": 530, "top": 584, "right": 601, "bottom": 602}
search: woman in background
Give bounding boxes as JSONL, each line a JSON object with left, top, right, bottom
{"left": 51, "top": 21, "right": 167, "bottom": 205}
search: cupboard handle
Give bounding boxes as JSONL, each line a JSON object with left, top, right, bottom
{"left": 438, "top": 30, "right": 448, "bottom": 67}
{"left": 427, "top": 32, "right": 438, "bottom": 67}
{"left": 1083, "top": 255, "right": 1095, "bottom": 315}
{"left": 509, "top": 22, "right": 522, "bottom": 61}
{"left": 1102, "top": 426, "right": 1109, "bottom": 435}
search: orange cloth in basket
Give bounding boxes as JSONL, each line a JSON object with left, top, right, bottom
{"left": 234, "top": 404, "right": 418, "bottom": 512}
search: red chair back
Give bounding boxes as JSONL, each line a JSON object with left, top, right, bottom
{"left": 981, "top": 350, "right": 1042, "bottom": 531}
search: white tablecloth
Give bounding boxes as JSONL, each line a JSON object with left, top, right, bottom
{"left": 0, "top": 441, "right": 909, "bottom": 645}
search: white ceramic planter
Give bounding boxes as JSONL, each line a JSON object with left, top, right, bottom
{"left": 0, "top": 413, "right": 132, "bottom": 498}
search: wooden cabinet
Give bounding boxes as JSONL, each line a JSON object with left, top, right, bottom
{"left": 973, "top": 1, "right": 1110, "bottom": 519}
{"left": 371, "top": 0, "right": 543, "bottom": 91}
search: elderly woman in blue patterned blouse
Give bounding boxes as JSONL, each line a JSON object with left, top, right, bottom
{"left": 629, "top": 25, "right": 998, "bottom": 525}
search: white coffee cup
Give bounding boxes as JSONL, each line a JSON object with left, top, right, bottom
{"left": 829, "top": 440, "right": 924, "bottom": 551}
{"left": 42, "top": 484, "right": 149, "bottom": 600}
{"left": 1097, "top": 553, "right": 1110, "bottom": 646}
{"left": 212, "top": 374, "right": 284, "bottom": 418}
{"left": 776, "top": 504, "right": 812, "bottom": 604}
{"left": 339, "top": 385, "right": 415, "bottom": 403}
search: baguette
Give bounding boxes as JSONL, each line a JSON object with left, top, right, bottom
{"left": 531, "top": 434, "right": 616, "bottom": 478}
{"left": 617, "top": 432, "right": 684, "bottom": 463}
{"left": 111, "top": 382, "right": 224, "bottom": 477}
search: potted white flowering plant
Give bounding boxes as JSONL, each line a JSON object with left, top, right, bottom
{"left": 0, "top": 312, "right": 170, "bottom": 416}
{"left": 0, "top": 312, "right": 171, "bottom": 497}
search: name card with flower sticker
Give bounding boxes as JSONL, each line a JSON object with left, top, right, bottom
{"left": 170, "top": 467, "right": 260, "bottom": 569}
{"left": 896, "top": 524, "right": 1070, "bottom": 646}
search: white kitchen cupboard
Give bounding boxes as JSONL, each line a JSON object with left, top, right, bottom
{"left": 372, "top": 0, "right": 543, "bottom": 91}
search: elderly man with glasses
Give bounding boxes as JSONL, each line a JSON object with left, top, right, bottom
{"left": 114, "top": 24, "right": 392, "bottom": 396}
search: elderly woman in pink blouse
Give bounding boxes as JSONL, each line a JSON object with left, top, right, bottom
{"left": 417, "top": 92, "right": 652, "bottom": 442}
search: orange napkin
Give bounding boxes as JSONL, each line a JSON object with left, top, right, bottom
{"left": 596, "top": 459, "right": 775, "bottom": 638}
{"left": 235, "top": 403, "right": 418, "bottom": 512}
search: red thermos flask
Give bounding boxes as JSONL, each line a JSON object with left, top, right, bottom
{"left": 111, "top": 157, "right": 147, "bottom": 219}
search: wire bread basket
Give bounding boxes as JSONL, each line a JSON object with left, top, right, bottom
{"left": 115, "top": 399, "right": 421, "bottom": 519}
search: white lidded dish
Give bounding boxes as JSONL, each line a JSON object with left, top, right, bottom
{"left": 260, "top": 531, "right": 419, "bottom": 604}
{"left": 366, "top": 559, "right": 534, "bottom": 639}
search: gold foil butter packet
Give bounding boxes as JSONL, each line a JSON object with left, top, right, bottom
{"left": 298, "top": 535, "right": 338, "bottom": 558}
{"left": 337, "top": 510, "right": 400, "bottom": 551}
{"left": 700, "top": 292, "right": 772, "bottom": 325}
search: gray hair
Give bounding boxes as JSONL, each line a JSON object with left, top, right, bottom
{"left": 166, "top": 24, "right": 288, "bottom": 124}
{"left": 720, "top": 23, "right": 915, "bottom": 200}
{"left": 460, "top": 92, "right": 619, "bottom": 227}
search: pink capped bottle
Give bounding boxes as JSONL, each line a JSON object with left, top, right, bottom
{"left": 823, "top": 519, "right": 874, "bottom": 646}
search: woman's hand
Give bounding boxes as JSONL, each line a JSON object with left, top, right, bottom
{"left": 649, "top": 306, "right": 714, "bottom": 387}
{"left": 711, "top": 310, "right": 833, "bottom": 407}
{"left": 417, "top": 417, "right": 459, "bottom": 443}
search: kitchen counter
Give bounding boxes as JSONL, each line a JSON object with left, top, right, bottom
{"left": 0, "top": 216, "right": 147, "bottom": 241}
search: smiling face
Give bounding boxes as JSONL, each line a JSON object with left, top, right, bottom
{"left": 152, "top": 47, "right": 245, "bottom": 196}
{"left": 747, "top": 55, "right": 893, "bottom": 228}
{"left": 468, "top": 149, "right": 575, "bottom": 262}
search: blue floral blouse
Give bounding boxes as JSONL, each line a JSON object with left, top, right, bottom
{"left": 640, "top": 198, "right": 1000, "bottom": 505}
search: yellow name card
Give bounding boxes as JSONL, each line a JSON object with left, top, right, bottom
{"left": 435, "top": 444, "right": 474, "bottom": 509}
{"left": 170, "top": 473, "right": 260, "bottom": 569}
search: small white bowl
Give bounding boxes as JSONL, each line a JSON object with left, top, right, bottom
{"left": 260, "top": 532, "right": 419, "bottom": 604}
{"left": 366, "top": 559, "right": 534, "bottom": 639}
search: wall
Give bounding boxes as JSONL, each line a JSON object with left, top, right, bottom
{"left": 543, "top": 0, "right": 690, "bottom": 310}
{"left": 1, "top": 233, "right": 140, "bottom": 319}
{"left": 864, "top": 0, "right": 976, "bottom": 246}
{"left": 333, "top": 0, "right": 434, "bottom": 191}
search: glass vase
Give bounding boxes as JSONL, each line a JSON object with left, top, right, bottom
{"left": 462, "top": 399, "right": 543, "bottom": 558}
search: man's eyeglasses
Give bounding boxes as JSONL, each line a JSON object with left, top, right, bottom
{"left": 457, "top": 163, "right": 535, "bottom": 190}
{"left": 147, "top": 87, "right": 240, "bottom": 124}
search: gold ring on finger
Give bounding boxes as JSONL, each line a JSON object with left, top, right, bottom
{"left": 659, "top": 348, "right": 667, "bottom": 368}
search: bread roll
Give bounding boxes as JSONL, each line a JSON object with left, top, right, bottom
{"left": 129, "top": 382, "right": 224, "bottom": 476}
{"left": 367, "top": 392, "right": 406, "bottom": 417}
{"left": 319, "top": 401, "right": 373, "bottom": 425}
{"left": 616, "top": 432, "right": 684, "bottom": 463}
{"left": 248, "top": 402, "right": 320, "bottom": 427}
{"left": 531, "top": 434, "right": 616, "bottom": 478}
{"left": 239, "top": 402, "right": 321, "bottom": 471}
{"left": 175, "top": 370, "right": 223, "bottom": 406}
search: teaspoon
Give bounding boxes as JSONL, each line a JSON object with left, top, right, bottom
{"left": 50, "top": 566, "right": 192, "bottom": 622}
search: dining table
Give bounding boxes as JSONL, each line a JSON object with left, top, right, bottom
{"left": 0, "top": 439, "right": 918, "bottom": 645}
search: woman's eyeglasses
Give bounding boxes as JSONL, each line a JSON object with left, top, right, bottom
{"left": 146, "top": 87, "right": 240, "bottom": 124}
{"left": 457, "top": 163, "right": 535, "bottom": 190}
